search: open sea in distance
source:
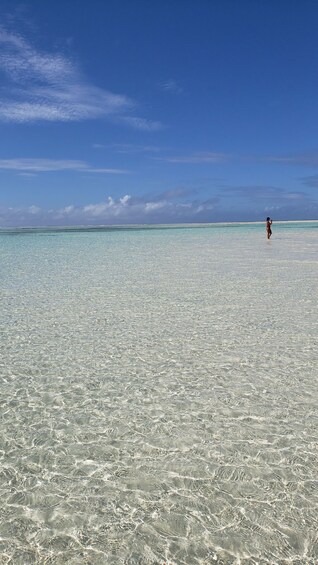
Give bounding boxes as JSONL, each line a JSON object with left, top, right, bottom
{"left": 0, "top": 221, "right": 317, "bottom": 564}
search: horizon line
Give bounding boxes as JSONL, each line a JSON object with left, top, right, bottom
{"left": 1, "top": 219, "right": 317, "bottom": 231}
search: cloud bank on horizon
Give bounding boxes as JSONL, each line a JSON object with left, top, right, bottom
{"left": 1, "top": 185, "right": 317, "bottom": 227}
{"left": 1, "top": 1, "right": 318, "bottom": 225}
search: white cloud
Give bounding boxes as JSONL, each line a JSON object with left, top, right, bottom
{"left": 93, "top": 143, "right": 162, "bottom": 154}
{"left": 118, "top": 116, "right": 164, "bottom": 131}
{"left": 145, "top": 201, "right": 167, "bottom": 212}
{"left": 159, "top": 80, "right": 183, "bottom": 93}
{"left": 0, "top": 158, "right": 128, "bottom": 174}
{"left": 0, "top": 27, "right": 163, "bottom": 128}
{"left": 265, "top": 153, "right": 318, "bottom": 167}
{"left": 1, "top": 188, "right": 318, "bottom": 226}
{"left": 62, "top": 205, "right": 75, "bottom": 214}
{"left": 285, "top": 192, "right": 304, "bottom": 200}
{"left": 119, "top": 195, "right": 131, "bottom": 204}
{"left": 82, "top": 203, "right": 112, "bottom": 217}
{"left": 0, "top": 194, "right": 219, "bottom": 226}
{"left": 28, "top": 205, "right": 41, "bottom": 215}
{"left": 161, "top": 152, "right": 228, "bottom": 164}
{"left": 156, "top": 149, "right": 318, "bottom": 166}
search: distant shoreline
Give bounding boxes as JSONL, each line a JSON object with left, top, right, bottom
{"left": 1, "top": 219, "right": 318, "bottom": 231}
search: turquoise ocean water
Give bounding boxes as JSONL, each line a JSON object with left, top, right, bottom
{"left": 0, "top": 222, "right": 317, "bottom": 564}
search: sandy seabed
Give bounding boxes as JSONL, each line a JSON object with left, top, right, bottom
{"left": 0, "top": 223, "right": 317, "bottom": 564}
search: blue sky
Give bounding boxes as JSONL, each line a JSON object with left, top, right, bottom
{"left": 1, "top": 0, "right": 318, "bottom": 226}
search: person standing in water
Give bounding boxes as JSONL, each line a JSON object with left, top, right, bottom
{"left": 266, "top": 217, "right": 272, "bottom": 239}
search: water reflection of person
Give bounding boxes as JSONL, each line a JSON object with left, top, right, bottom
{"left": 266, "top": 217, "right": 272, "bottom": 239}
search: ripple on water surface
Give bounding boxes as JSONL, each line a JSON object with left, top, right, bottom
{"left": 0, "top": 224, "right": 317, "bottom": 564}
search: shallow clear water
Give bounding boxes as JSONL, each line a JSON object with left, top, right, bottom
{"left": 0, "top": 223, "right": 317, "bottom": 564}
